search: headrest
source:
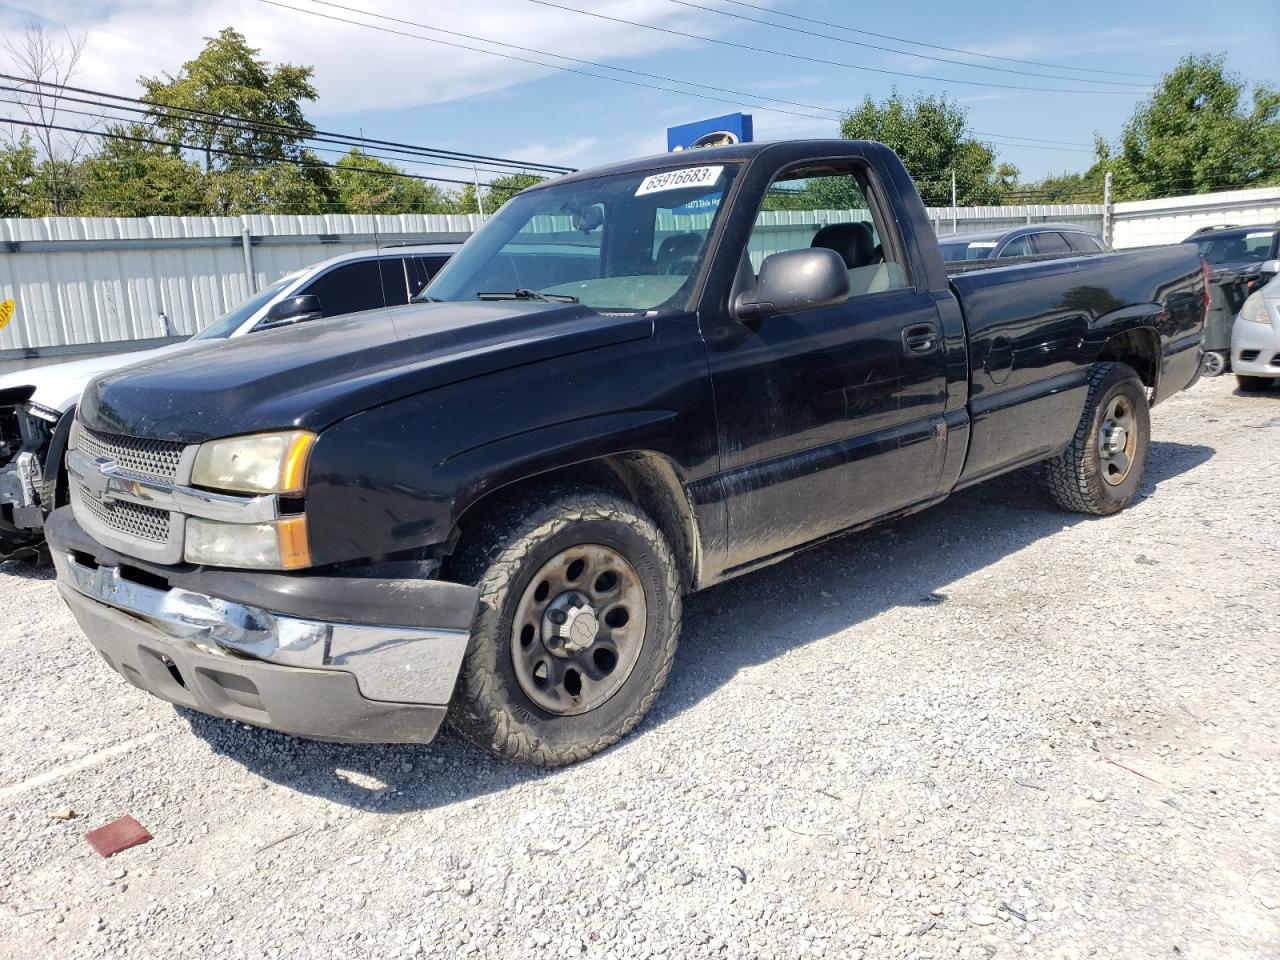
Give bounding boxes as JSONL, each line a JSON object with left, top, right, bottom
{"left": 811, "top": 221, "right": 875, "bottom": 269}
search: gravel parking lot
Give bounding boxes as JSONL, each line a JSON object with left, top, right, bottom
{"left": 1, "top": 374, "right": 1277, "bottom": 960}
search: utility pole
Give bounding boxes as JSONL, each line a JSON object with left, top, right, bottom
{"left": 473, "top": 165, "right": 486, "bottom": 220}
{"left": 951, "top": 169, "right": 958, "bottom": 234}
{"left": 1103, "top": 170, "right": 1114, "bottom": 250}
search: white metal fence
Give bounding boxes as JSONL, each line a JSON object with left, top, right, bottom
{"left": 1111, "top": 186, "right": 1280, "bottom": 248}
{"left": 0, "top": 188, "right": 1271, "bottom": 365}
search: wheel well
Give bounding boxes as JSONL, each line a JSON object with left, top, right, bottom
{"left": 450, "top": 453, "right": 703, "bottom": 592}
{"left": 1097, "top": 327, "right": 1159, "bottom": 392}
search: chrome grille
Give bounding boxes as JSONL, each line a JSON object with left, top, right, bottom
{"left": 78, "top": 428, "right": 184, "bottom": 481}
{"left": 76, "top": 488, "right": 171, "bottom": 543}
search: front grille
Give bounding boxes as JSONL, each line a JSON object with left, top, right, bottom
{"left": 78, "top": 428, "right": 184, "bottom": 481}
{"left": 77, "top": 488, "right": 171, "bottom": 543}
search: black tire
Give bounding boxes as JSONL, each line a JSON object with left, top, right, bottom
{"left": 1236, "top": 374, "right": 1274, "bottom": 392}
{"left": 1044, "top": 362, "right": 1151, "bottom": 516}
{"left": 445, "top": 486, "right": 681, "bottom": 766}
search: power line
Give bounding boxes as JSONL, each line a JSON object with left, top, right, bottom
{"left": 0, "top": 116, "right": 532, "bottom": 192}
{"left": 0, "top": 84, "right": 554, "bottom": 179}
{"left": 258, "top": 0, "right": 1095, "bottom": 153}
{"left": 527, "top": 0, "right": 1150, "bottom": 95}
{"left": 655, "top": 0, "right": 1150, "bottom": 88}
{"left": 0, "top": 73, "right": 573, "bottom": 175}
{"left": 713, "top": 0, "right": 1160, "bottom": 81}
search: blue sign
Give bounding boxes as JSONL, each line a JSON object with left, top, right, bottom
{"left": 667, "top": 113, "right": 753, "bottom": 152}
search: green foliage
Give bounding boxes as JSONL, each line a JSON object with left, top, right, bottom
{"left": 1015, "top": 168, "right": 1106, "bottom": 203}
{"left": 1096, "top": 54, "right": 1280, "bottom": 200}
{"left": 332, "top": 149, "right": 455, "bottom": 214}
{"left": 456, "top": 172, "right": 546, "bottom": 214}
{"left": 839, "top": 91, "right": 1019, "bottom": 205}
{"left": 139, "top": 27, "right": 318, "bottom": 173}
{"left": 0, "top": 135, "right": 39, "bottom": 217}
{"left": 77, "top": 125, "right": 206, "bottom": 216}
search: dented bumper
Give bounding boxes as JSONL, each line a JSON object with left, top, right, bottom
{"left": 47, "top": 507, "right": 479, "bottom": 744}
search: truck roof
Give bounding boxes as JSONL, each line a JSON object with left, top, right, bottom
{"left": 536, "top": 139, "right": 875, "bottom": 189}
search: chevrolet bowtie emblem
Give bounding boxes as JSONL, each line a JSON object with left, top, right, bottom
{"left": 81, "top": 459, "right": 117, "bottom": 500}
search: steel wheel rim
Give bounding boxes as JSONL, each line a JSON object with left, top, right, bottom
{"left": 511, "top": 543, "right": 647, "bottom": 716}
{"left": 1098, "top": 394, "right": 1137, "bottom": 486}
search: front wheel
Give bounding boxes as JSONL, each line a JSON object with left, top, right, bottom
{"left": 1043, "top": 362, "right": 1151, "bottom": 516}
{"left": 445, "top": 487, "right": 681, "bottom": 766}
{"left": 1236, "top": 374, "right": 1274, "bottom": 392}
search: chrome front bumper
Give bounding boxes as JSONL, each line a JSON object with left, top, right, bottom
{"left": 48, "top": 509, "right": 479, "bottom": 744}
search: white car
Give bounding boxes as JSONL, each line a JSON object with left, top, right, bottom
{"left": 1231, "top": 273, "right": 1280, "bottom": 392}
{"left": 0, "top": 243, "right": 458, "bottom": 557}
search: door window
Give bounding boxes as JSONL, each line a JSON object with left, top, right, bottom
{"left": 408, "top": 255, "right": 450, "bottom": 298}
{"left": 1065, "top": 232, "right": 1103, "bottom": 252}
{"left": 298, "top": 261, "right": 385, "bottom": 317}
{"left": 746, "top": 165, "right": 909, "bottom": 299}
{"left": 1030, "top": 231, "right": 1072, "bottom": 255}
{"left": 379, "top": 258, "right": 410, "bottom": 307}
{"left": 998, "top": 236, "right": 1035, "bottom": 258}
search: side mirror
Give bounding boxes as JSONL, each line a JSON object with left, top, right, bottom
{"left": 1259, "top": 258, "right": 1279, "bottom": 281}
{"left": 258, "top": 295, "right": 323, "bottom": 330}
{"left": 733, "top": 247, "right": 850, "bottom": 323}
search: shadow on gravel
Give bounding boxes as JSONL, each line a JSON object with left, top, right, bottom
{"left": 188, "top": 440, "right": 1214, "bottom": 811}
{"left": 0, "top": 553, "right": 54, "bottom": 580}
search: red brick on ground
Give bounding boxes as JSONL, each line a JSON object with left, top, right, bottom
{"left": 85, "top": 816, "right": 152, "bottom": 858}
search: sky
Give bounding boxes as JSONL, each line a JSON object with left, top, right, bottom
{"left": 2, "top": 0, "right": 1276, "bottom": 189}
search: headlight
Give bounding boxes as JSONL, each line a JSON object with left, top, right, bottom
{"left": 68, "top": 417, "right": 81, "bottom": 450}
{"left": 191, "top": 430, "right": 315, "bottom": 494}
{"left": 1239, "top": 292, "right": 1269, "bottom": 325}
{"left": 184, "top": 515, "right": 310, "bottom": 569}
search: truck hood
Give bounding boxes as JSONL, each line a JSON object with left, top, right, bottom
{"left": 0, "top": 342, "right": 194, "bottom": 413}
{"left": 79, "top": 301, "right": 653, "bottom": 443}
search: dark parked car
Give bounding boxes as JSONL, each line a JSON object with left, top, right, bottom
{"left": 49, "top": 140, "right": 1205, "bottom": 764}
{"left": 937, "top": 224, "right": 1105, "bottom": 262}
{"left": 1186, "top": 225, "right": 1280, "bottom": 375}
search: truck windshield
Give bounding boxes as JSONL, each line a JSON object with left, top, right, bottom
{"left": 425, "top": 163, "right": 741, "bottom": 313}
{"left": 1194, "top": 231, "right": 1277, "bottom": 265}
{"left": 190, "top": 277, "right": 295, "bottom": 341}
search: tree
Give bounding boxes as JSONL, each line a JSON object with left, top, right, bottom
{"left": 139, "top": 27, "right": 318, "bottom": 177}
{"left": 77, "top": 125, "right": 206, "bottom": 216}
{"left": 839, "top": 91, "right": 1018, "bottom": 206}
{"left": 456, "top": 172, "right": 545, "bottom": 214}
{"left": 332, "top": 149, "right": 455, "bottom": 214}
{"left": 1013, "top": 169, "right": 1105, "bottom": 204}
{"left": 1096, "top": 54, "right": 1280, "bottom": 201}
{"left": 1, "top": 24, "right": 92, "bottom": 214}
{"left": 0, "top": 135, "right": 38, "bottom": 217}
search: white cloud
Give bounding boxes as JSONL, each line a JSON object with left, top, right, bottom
{"left": 0, "top": 0, "right": 774, "bottom": 115}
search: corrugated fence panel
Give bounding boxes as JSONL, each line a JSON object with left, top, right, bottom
{"left": 1112, "top": 187, "right": 1280, "bottom": 248}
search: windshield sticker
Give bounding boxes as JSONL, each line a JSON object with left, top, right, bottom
{"left": 636, "top": 165, "right": 725, "bottom": 197}
{"left": 1246, "top": 231, "right": 1275, "bottom": 239}
{"left": 670, "top": 192, "right": 722, "bottom": 216}
{"left": 966, "top": 241, "right": 998, "bottom": 248}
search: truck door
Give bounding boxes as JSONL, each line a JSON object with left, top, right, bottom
{"left": 701, "top": 162, "right": 951, "bottom": 571}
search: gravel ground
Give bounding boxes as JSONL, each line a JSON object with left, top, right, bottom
{"left": 1, "top": 374, "right": 1277, "bottom": 960}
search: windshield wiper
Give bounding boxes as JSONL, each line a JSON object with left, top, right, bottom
{"left": 476, "top": 288, "right": 580, "bottom": 304}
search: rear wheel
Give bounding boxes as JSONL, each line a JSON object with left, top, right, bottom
{"left": 1043, "top": 362, "right": 1151, "bottom": 516}
{"left": 446, "top": 486, "right": 681, "bottom": 766}
{"left": 1236, "top": 374, "right": 1274, "bottom": 392}
{"left": 1201, "top": 350, "right": 1227, "bottom": 377}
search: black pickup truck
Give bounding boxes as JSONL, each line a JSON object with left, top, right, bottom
{"left": 48, "top": 141, "right": 1206, "bottom": 765}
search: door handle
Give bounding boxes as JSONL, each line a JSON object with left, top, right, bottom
{"left": 902, "top": 322, "right": 941, "bottom": 355}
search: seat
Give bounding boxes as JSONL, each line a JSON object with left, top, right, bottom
{"left": 656, "top": 233, "right": 703, "bottom": 275}
{"left": 810, "top": 222, "right": 905, "bottom": 297}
